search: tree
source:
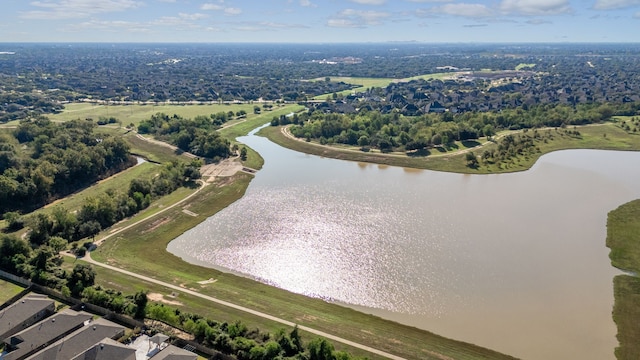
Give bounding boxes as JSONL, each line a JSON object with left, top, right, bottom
{"left": 69, "top": 263, "right": 96, "bottom": 296}
{"left": 240, "top": 147, "right": 248, "bottom": 161}
{"left": 465, "top": 151, "right": 479, "bottom": 168}
{"left": 134, "top": 290, "right": 148, "bottom": 319}
{"left": 308, "top": 338, "right": 335, "bottom": 360}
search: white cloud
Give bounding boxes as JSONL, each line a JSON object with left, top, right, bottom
{"left": 635, "top": 11, "right": 640, "bottom": 17}
{"left": 21, "top": 0, "right": 143, "bottom": 19}
{"left": 348, "top": 0, "right": 386, "bottom": 5}
{"left": 300, "top": 0, "right": 316, "bottom": 7}
{"left": 499, "top": 0, "right": 572, "bottom": 16}
{"left": 224, "top": 7, "right": 242, "bottom": 15}
{"left": 201, "top": 3, "right": 224, "bottom": 10}
{"left": 406, "top": 0, "right": 453, "bottom": 2}
{"left": 593, "top": 0, "right": 640, "bottom": 9}
{"left": 429, "top": 3, "right": 493, "bottom": 18}
{"left": 65, "top": 19, "right": 150, "bottom": 32}
{"left": 201, "top": 3, "right": 242, "bottom": 16}
{"left": 327, "top": 9, "right": 390, "bottom": 27}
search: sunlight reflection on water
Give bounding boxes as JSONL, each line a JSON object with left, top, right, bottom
{"left": 168, "top": 134, "right": 640, "bottom": 360}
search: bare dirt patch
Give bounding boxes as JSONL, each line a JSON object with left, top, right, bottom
{"left": 148, "top": 292, "right": 184, "bottom": 306}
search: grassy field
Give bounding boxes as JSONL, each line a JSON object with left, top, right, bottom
{"left": 606, "top": 199, "right": 640, "bottom": 360}
{"left": 0, "top": 279, "right": 25, "bottom": 304}
{"left": 89, "top": 172, "right": 515, "bottom": 360}
{"left": 312, "top": 74, "right": 454, "bottom": 99}
{"left": 515, "top": 63, "right": 536, "bottom": 70}
{"left": 49, "top": 103, "right": 260, "bottom": 127}
{"left": 262, "top": 123, "right": 640, "bottom": 174}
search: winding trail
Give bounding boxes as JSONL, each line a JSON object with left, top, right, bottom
{"left": 79, "top": 252, "right": 406, "bottom": 360}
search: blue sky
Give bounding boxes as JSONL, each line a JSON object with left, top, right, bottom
{"left": 0, "top": 0, "right": 639, "bottom": 43}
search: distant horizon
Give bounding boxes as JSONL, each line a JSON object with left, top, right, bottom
{"left": 1, "top": 41, "right": 639, "bottom": 45}
{"left": 2, "top": 1, "right": 640, "bottom": 43}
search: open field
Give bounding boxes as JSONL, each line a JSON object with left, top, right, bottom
{"left": 515, "top": 63, "right": 536, "bottom": 70}
{"left": 262, "top": 123, "right": 640, "bottom": 174}
{"left": 606, "top": 199, "right": 640, "bottom": 359}
{"left": 90, "top": 173, "right": 515, "bottom": 360}
{"left": 0, "top": 279, "right": 25, "bottom": 304}
{"left": 49, "top": 102, "right": 262, "bottom": 127}
{"left": 312, "top": 73, "right": 453, "bottom": 99}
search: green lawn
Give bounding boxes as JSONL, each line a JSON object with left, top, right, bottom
{"left": 606, "top": 199, "right": 640, "bottom": 359}
{"left": 49, "top": 103, "right": 261, "bottom": 127}
{"left": 515, "top": 63, "right": 536, "bottom": 70}
{"left": 0, "top": 279, "right": 25, "bottom": 304}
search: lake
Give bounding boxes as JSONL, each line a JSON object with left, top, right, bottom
{"left": 168, "top": 130, "right": 640, "bottom": 360}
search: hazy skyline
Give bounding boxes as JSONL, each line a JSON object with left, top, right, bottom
{"left": 1, "top": 0, "right": 639, "bottom": 43}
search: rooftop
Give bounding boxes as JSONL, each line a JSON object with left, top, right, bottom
{"left": 0, "top": 294, "right": 55, "bottom": 339}
{"left": 25, "top": 318, "right": 126, "bottom": 360}
{"left": 3, "top": 309, "right": 93, "bottom": 360}
{"left": 71, "top": 337, "right": 136, "bottom": 360}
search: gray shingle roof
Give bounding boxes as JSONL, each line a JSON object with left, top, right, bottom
{"left": 151, "top": 345, "right": 197, "bottom": 360}
{"left": 25, "top": 318, "right": 126, "bottom": 360}
{"left": 3, "top": 309, "right": 92, "bottom": 360}
{"left": 71, "top": 338, "right": 136, "bottom": 360}
{"left": 0, "top": 294, "right": 55, "bottom": 340}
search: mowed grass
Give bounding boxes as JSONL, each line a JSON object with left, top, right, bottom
{"left": 36, "top": 162, "right": 159, "bottom": 215}
{"left": 606, "top": 199, "right": 640, "bottom": 359}
{"left": 90, "top": 173, "right": 515, "bottom": 360}
{"left": 50, "top": 103, "right": 260, "bottom": 127}
{"left": 59, "top": 257, "right": 387, "bottom": 360}
{"left": 0, "top": 279, "right": 25, "bottom": 304}
{"left": 262, "top": 123, "right": 640, "bottom": 174}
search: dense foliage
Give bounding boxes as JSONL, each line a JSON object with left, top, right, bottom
{"left": 0, "top": 117, "right": 135, "bottom": 214}
{"left": 283, "top": 103, "right": 621, "bottom": 153}
{"left": 138, "top": 113, "right": 232, "bottom": 160}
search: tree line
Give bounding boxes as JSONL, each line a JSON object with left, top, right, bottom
{"left": 138, "top": 112, "right": 232, "bottom": 160}
{"left": 0, "top": 117, "right": 135, "bottom": 215}
{"left": 279, "top": 102, "right": 623, "bottom": 153}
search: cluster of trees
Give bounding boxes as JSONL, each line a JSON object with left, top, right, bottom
{"left": 0, "top": 117, "right": 135, "bottom": 214}
{"left": 4, "top": 44, "right": 640, "bottom": 107}
{"left": 0, "top": 233, "right": 96, "bottom": 296}
{"left": 0, "top": 92, "right": 64, "bottom": 123}
{"left": 138, "top": 113, "right": 232, "bottom": 160}
{"left": 476, "top": 128, "right": 581, "bottom": 169}
{"left": 5, "top": 160, "right": 201, "bottom": 246}
{"left": 146, "top": 303, "right": 363, "bottom": 360}
{"left": 82, "top": 286, "right": 148, "bottom": 319}
{"left": 283, "top": 103, "right": 617, "bottom": 153}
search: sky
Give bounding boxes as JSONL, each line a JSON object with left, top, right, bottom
{"left": 0, "top": 0, "right": 639, "bottom": 43}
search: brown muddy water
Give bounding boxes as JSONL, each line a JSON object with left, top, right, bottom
{"left": 168, "top": 131, "right": 640, "bottom": 359}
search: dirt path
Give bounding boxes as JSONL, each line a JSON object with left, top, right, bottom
{"left": 77, "top": 251, "right": 406, "bottom": 360}
{"left": 67, "top": 156, "right": 407, "bottom": 359}
{"left": 135, "top": 133, "right": 198, "bottom": 159}
{"left": 280, "top": 126, "right": 509, "bottom": 159}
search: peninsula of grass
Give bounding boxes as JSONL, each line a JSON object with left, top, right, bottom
{"left": 261, "top": 123, "right": 640, "bottom": 174}
{"left": 607, "top": 199, "right": 640, "bottom": 360}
